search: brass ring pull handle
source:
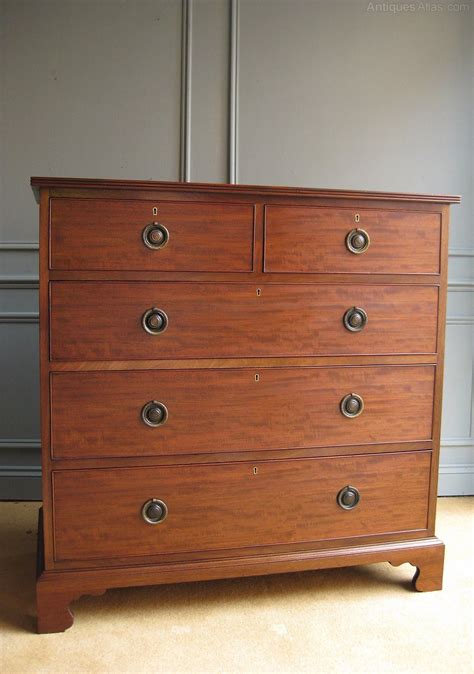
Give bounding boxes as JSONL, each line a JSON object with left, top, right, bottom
{"left": 141, "top": 400, "right": 168, "bottom": 427}
{"left": 142, "top": 308, "right": 168, "bottom": 335}
{"left": 340, "top": 393, "right": 364, "bottom": 418}
{"left": 346, "top": 228, "right": 370, "bottom": 254}
{"left": 337, "top": 485, "right": 360, "bottom": 510}
{"left": 141, "top": 498, "right": 168, "bottom": 524}
{"left": 142, "top": 223, "right": 169, "bottom": 250}
{"left": 343, "top": 306, "right": 368, "bottom": 332}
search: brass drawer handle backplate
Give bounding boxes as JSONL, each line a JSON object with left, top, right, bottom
{"left": 142, "top": 307, "right": 168, "bottom": 335}
{"left": 141, "top": 498, "right": 168, "bottom": 524}
{"left": 343, "top": 306, "right": 368, "bottom": 332}
{"left": 142, "top": 223, "right": 169, "bottom": 250}
{"left": 340, "top": 393, "right": 364, "bottom": 418}
{"left": 337, "top": 485, "right": 361, "bottom": 510}
{"left": 141, "top": 400, "right": 168, "bottom": 427}
{"left": 346, "top": 228, "right": 370, "bottom": 254}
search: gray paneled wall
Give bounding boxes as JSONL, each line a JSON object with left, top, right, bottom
{"left": 0, "top": 0, "right": 472, "bottom": 498}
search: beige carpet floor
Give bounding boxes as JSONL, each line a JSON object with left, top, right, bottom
{"left": 0, "top": 498, "right": 472, "bottom": 674}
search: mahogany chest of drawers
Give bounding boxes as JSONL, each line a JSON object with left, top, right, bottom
{"left": 31, "top": 177, "right": 459, "bottom": 633}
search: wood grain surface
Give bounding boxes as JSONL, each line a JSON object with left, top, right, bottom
{"left": 264, "top": 205, "right": 441, "bottom": 274}
{"left": 52, "top": 451, "right": 431, "bottom": 562}
{"left": 50, "top": 198, "right": 255, "bottom": 272}
{"left": 50, "top": 365, "right": 435, "bottom": 459}
{"left": 49, "top": 282, "right": 438, "bottom": 361}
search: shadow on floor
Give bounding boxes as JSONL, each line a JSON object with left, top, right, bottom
{"left": 0, "top": 503, "right": 39, "bottom": 633}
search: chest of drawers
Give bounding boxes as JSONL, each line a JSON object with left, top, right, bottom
{"left": 31, "top": 177, "right": 459, "bottom": 633}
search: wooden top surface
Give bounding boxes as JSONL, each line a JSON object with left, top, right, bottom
{"left": 30, "top": 176, "right": 461, "bottom": 203}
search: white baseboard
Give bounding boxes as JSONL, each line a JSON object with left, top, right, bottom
{"left": 0, "top": 467, "right": 42, "bottom": 500}
{"left": 438, "top": 464, "right": 474, "bottom": 496}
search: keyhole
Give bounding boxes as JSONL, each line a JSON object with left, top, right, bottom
{"left": 354, "top": 213, "right": 360, "bottom": 223}
{"left": 255, "top": 373, "right": 260, "bottom": 382}
{"left": 256, "top": 288, "right": 261, "bottom": 296}
{"left": 152, "top": 207, "right": 158, "bottom": 216}
{"left": 253, "top": 467, "right": 258, "bottom": 475}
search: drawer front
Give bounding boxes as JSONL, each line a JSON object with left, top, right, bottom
{"left": 264, "top": 205, "right": 441, "bottom": 274}
{"left": 51, "top": 366, "right": 435, "bottom": 459}
{"left": 49, "top": 282, "right": 438, "bottom": 360}
{"left": 52, "top": 452, "right": 431, "bottom": 562}
{"left": 50, "top": 198, "right": 255, "bottom": 272}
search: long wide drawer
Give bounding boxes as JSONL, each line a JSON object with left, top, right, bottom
{"left": 52, "top": 452, "right": 431, "bottom": 562}
{"left": 50, "top": 366, "right": 435, "bottom": 459}
{"left": 49, "top": 198, "right": 255, "bottom": 272}
{"left": 264, "top": 205, "right": 441, "bottom": 274}
{"left": 49, "top": 282, "right": 438, "bottom": 360}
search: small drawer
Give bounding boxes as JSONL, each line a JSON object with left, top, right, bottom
{"left": 49, "top": 282, "right": 438, "bottom": 361}
{"left": 50, "top": 366, "right": 435, "bottom": 459}
{"left": 52, "top": 451, "right": 431, "bottom": 562}
{"left": 264, "top": 205, "right": 441, "bottom": 274}
{"left": 49, "top": 198, "right": 255, "bottom": 272}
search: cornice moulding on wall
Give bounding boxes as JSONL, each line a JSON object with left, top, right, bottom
{"left": 446, "top": 316, "right": 474, "bottom": 325}
{"left": 0, "top": 276, "right": 39, "bottom": 288}
{"left": 0, "top": 312, "right": 39, "bottom": 323}
{"left": 0, "top": 242, "right": 39, "bottom": 250}
{"left": 0, "top": 439, "right": 41, "bottom": 450}
{"left": 449, "top": 248, "right": 474, "bottom": 257}
{"left": 440, "top": 438, "right": 474, "bottom": 448}
{"left": 439, "top": 463, "right": 474, "bottom": 474}
{"left": 448, "top": 281, "right": 474, "bottom": 290}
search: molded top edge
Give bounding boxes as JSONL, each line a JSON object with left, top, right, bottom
{"left": 30, "top": 177, "right": 461, "bottom": 203}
